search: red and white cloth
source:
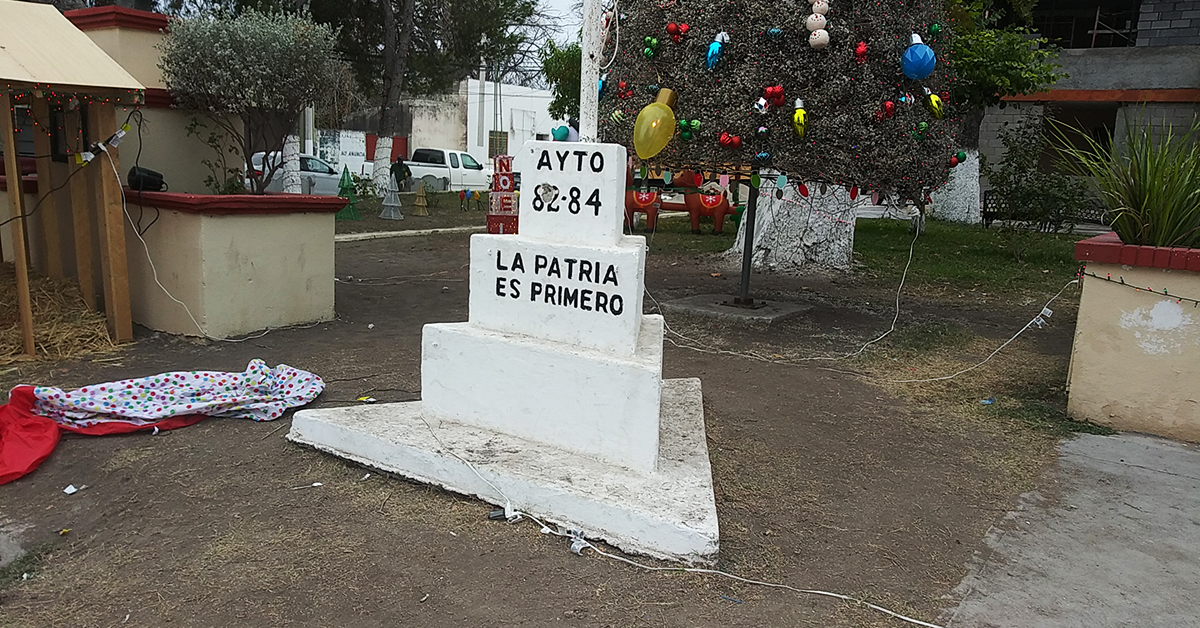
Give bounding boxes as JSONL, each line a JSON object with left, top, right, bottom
{"left": 0, "top": 360, "right": 323, "bottom": 485}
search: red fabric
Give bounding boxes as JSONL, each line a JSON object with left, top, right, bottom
{"left": 0, "top": 385, "right": 209, "bottom": 485}
{"left": 0, "top": 387, "right": 60, "bottom": 485}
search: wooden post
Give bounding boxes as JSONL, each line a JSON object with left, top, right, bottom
{"left": 64, "top": 109, "right": 97, "bottom": 311}
{"left": 87, "top": 102, "right": 133, "bottom": 343}
{"left": 31, "top": 97, "right": 63, "bottom": 279}
{"left": 1, "top": 93, "right": 37, "bottom": 356}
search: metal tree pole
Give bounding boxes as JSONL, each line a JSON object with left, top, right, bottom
{"left": 733, "top": 171, "right": 760, "bottom": 307}
{"left": 578, "top": 0, "right": 603, "bottom": 139}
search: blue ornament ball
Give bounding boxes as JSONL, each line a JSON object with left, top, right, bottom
{"left": 902, "top": 34, "right": 936, "bottom": 80}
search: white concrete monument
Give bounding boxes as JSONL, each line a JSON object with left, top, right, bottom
{"left": 289, "top": 141, "right": 719, "bottom": 563}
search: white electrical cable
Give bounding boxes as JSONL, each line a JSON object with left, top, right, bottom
{"left": 411, "top": 411, "right": 947, "bottom": 628}
{"left": 883, "top": 278, "right": 1079, "bottom": 384}
{"left": 599, "top": 0, "right": 620, "bottom": 71}
{"left": 103, "top": 149, "right": 322, "bottom": 343}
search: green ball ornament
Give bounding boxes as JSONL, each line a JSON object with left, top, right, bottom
{"left": 956, "top": 150, "right": 967, "bottom": 161}
{"left": 680, "top": 130, "right": 693, "bottom": 141}
{"left": 644, "top": 47, "right": 655, "bottom": 58}
{"left": 929, "top": 23, "right": 942, "bottom": 35}
{"left": 918, "top": 122, "right": 929, "bottom": 132}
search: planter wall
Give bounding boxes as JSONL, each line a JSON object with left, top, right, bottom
{"left": 1070, "top": 232, "right": 1200, "bottom": 441}
{"left": 124, "top": 191, "right": 344, "bottom": 338}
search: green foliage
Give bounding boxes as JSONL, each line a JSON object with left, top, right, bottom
{"left": 981, "top": 111, "right": 1089, "bottom": 259}
{"left": 854, "top": 218, "right": 1082, "bottom": 294}
{"left": 540, "top": 40, "right": 581, "bottom": 120}
{"left": 1054, "top": 114, "right": 1200, "bottom": 248}
{"left": 159, "top": 11, "right": 343, "bottom": 193}
{"left": 311, "top": 0, "right": 542, "bottom": 99}
{"left": 351, "top": 172, "right": 379, "bottom": 200}
{"left": 185, "top": 117, "right": 246, "bottom": 194}
{"left": 949, "top": 0, "right": 1066, "bottom": 113}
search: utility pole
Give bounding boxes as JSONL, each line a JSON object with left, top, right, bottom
{"left": 577, "top": 0, "right": 603, "bottom": 139}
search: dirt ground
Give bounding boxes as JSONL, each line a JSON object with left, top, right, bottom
{"left": 0, "top": 231, "right": 1084, "bottom": 627}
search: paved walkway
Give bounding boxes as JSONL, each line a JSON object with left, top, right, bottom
{"left": 944, "top": 434, "right": 1200, "bottom": 627}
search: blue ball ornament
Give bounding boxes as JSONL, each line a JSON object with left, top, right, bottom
{"left": 902, "top": 34, "right": 936, "bottom": 80}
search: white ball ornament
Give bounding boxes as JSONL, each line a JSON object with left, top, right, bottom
{"left": 805, "top": 13, "right": 827, "bottom": 31}
{"left": 809, "top": 28, "right": 830, "bottom": 49}
{"left": 812, "top": 0, "right": 830, "bottom": 15}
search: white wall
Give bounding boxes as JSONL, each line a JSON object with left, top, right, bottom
{"left": 317, "top": 129, "right": 370, "bottom": 176}
{"left": 465, "top": 79, "right": 565, "bottom": 165}
{"left": 408, "top": 84, "right": 468, "bottom": 155}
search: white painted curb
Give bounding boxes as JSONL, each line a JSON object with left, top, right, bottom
{"left": 335, "top": 225, "right": 486, "bottom": 242}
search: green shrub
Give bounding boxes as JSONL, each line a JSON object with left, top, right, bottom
{"left": 1054, "top": 113, "right": 1200, "bottom": 248}
{"left": 982, "top": 111, "right": 1089, "bottom": 260}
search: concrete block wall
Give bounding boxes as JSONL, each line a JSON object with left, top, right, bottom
{"left": 1114, "top": 103, "right": 1200, "bottom": 142}
{"left": 978, "top": 103, "right": 1044, "bottom": 192}
{"left": 1137, "top": 0, "right": 1200, "bottom": 46}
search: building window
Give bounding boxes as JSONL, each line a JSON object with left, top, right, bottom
{"left": 488, "top": 131, "right": 509, "bottom": 158}
{"left": 1029, "top": 0, "right": 1140, "bottom": 48}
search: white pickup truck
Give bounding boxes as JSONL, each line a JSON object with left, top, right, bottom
{"left": 404, "top": 148, "right": 491, "bottom": 191}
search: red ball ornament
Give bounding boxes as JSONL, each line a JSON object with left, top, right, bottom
{"left": 719, "top": 132, "right": 742, "bottom": 149}
{"left": 731, "top": 135, "right": 742, "bottom": 149}
{"left": 883, "top": 101, "right": 895, "bottom": 118}
{"left": 855, "top": 41, "right": 868, "bottom": 64}
{"left": 949, "top": 156, "right": 960, "bottom": 167}
{"left": 667, "top": 22, "right": 679, "bottom": 35}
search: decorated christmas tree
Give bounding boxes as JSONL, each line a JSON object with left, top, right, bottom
{"left": 336, "top": 165, "right": 361, "bottom": 221}
{"left": 598, "top": 0, "right": 961, "bottom": 270}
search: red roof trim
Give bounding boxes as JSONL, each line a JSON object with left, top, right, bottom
{"left": 125, "top": 190, "right": 348, "bottom": 215}
{"left": 1076, "top": 231, "right": 1200, "bottom": 270}
{"left": 1005, "top": 89, "right": 1200, "bottom": 104}
{"left": 64, "top": 6, "right": 170, "bottom": 33}
{"left": 144, "top": 88, "right": 173, "bottom": 108}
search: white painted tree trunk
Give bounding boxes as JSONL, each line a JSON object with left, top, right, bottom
{"left": 282, "top": 134, "right": 301, "bottom": 194}
{"left": 930, "top": 149, "right": 980, "bottom": 224}
{"left": 372, "top": 135, "right": 393, "bottom": 195}
{"left": 729, "top": 184, "right": 858, "bottom": 271}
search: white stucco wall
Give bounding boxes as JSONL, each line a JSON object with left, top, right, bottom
{"left": 125, "top": 207, "right": 335, "bottom": 338}
{"left": 408, "top": 84, "right": 469, "bottom": 154}
{"left": 1068, "top": 262, "right": 1200, "bottom": 441}
{"left": 465, "top": 79, "right": 565, "bottom": 162}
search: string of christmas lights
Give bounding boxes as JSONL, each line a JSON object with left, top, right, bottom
{"left": 598, "top": 0, "right": 963, "bottom": 203}
{"left": 1080, "top": 269, "right": 1200, "bottom": 307}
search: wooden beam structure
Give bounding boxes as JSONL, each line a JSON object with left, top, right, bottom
{"left": 86, "top": 101, "right": 133, "bottom": 342}
{"left": 64, "top": 108, "right": 97, "bottom": 311}
{"left": 1, "top": 92, "right": 38, "bottom": 356}
{"left": 30, "top": 97, "right": 63, "bottom": 279}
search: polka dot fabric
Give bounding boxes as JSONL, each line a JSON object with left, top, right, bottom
{"left": 31, "top": 360, "right": 324, "bottom": 431}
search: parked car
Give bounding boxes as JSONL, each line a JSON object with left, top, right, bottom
{"left": 405, "top": 148, "right": 489, "bottom": 191}
{"left": 249, "top": 152, "right": 342, "bottom": 195}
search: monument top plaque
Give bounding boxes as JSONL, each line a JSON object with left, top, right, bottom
{"left": 513, "top": 141, "right": 628, "bottom": 248}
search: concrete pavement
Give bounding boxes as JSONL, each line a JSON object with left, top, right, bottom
{"left": 943, "top": 434, "right": 1200, "bottom": 627}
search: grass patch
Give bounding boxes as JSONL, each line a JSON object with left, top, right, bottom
{"left": 0, "top": 542, "right": 54, "bottom": 589}
{"left": 854, "top": 218, "right": 1083, "bottom": 293}
{"left": 334, "top": 194, "right": 488, "bottom": 234}
{"left": 644, "top": 215, "right": 738, "bottom": 255}
{"left": 881, "top": 321, "right": 975, "bottom": 355}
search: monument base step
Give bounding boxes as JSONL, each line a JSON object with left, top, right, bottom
{"left": 287, "top": 378, "right": 719, "bottom": 564}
